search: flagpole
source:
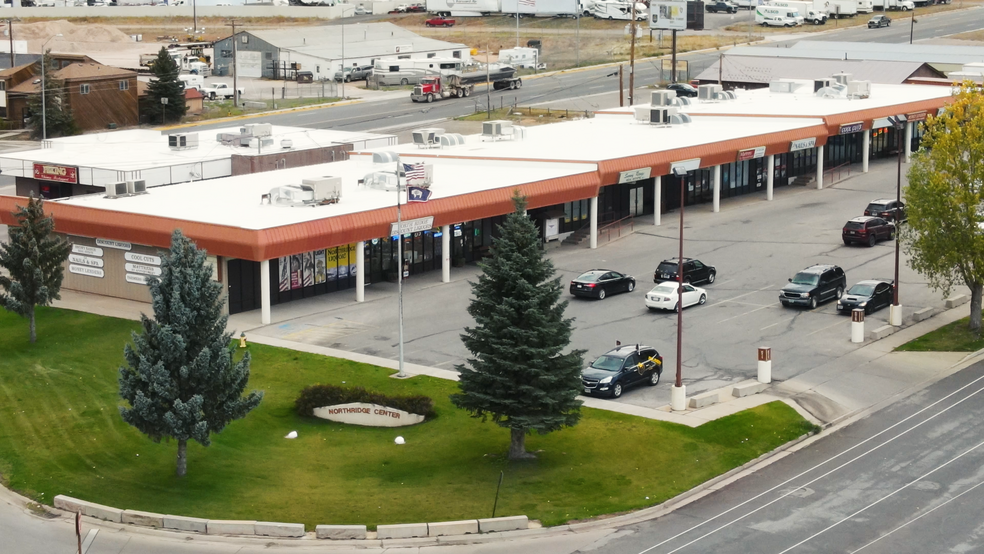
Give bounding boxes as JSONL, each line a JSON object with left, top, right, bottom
{"left": 397, "top": 159, "right": 406, "bottom": 379}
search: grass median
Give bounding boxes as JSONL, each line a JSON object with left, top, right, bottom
{"left": 896, "top": 315, "right": 984, "bottom": 352}
{"left": 0, "top": 307, "right": 816, "bottom": 529}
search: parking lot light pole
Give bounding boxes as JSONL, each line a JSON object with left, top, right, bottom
{"left": 672, "top": 166, "right": 688, "bottom": 411}
{"left": 889, "top": 114, "right": 907, "bottom": 327}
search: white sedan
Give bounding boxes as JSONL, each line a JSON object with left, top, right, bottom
{"left": 645, "top": 282, "right": 707, "bottom": 312}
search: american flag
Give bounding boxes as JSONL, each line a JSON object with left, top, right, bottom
{"left": 403, "top": 162, "right": 426, "bottom": 184}
{"left": 519, "top": 0, "right": 535, "bottom": 7}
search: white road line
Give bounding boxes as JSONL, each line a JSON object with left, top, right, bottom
{"left": 761, "top": 317, "right": 794, "bottom": 331}
{"left": 805, "top": 318, "right": 848, "bottom": 337}
{"left": 850, "top": 478, "right": 984, "bottom": 553}
{"left": 81, "top": 529, "right": 98, "bottom": 554}
{"left": 716, "top": 305, "right": 773, "bottom": 324}
{"left": 709, "top": 285, "right": 776, "bottom": 308}
{"left": 633, "top": 373, "right": 984, "bottom": 554}
{"left": 777, "top": 439, "right": 984, "bottom": 553}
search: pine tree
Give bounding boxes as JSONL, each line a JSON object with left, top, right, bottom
{"left": 26, "top": 50, "right": 78, "bottom": 140}
{"left": 451, "top": 193, "right": 584, "bottom": 460}
{"left": 0, "top": 194, "right": 71, "bottom": 343}
{"left": 118, "top": 230, "right": 262, "bottom": 477}
{"left": 145, "top": 47, "right": 188, "bottom": 124}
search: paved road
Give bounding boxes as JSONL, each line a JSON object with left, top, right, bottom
{"left": 235, "top": 158, "right": 956, "bottom": 411}
{"left": 590, "top": 359, "right": 984, "bottom": 554}
{"left": 185, "top": 6, "right": 983, "bottom": 135}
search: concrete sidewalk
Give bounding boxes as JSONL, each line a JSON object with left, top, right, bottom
{"left": 48, "top": 287, "right": 981, "bottom": 429}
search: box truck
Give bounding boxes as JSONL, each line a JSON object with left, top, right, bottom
{"left": 768, "top": 0, "right": 827, "bottom": 23}
{"left": 501, "top": 0, "right": 580, "bottom": 16}
{"left": 755, "top": 5, "right": 803, "bottom": 25}
{"left": 826, "top": 0, "right": 857, "bottom": 16}
{"left": 856, "top": 0, "right": 872, "bottom": 12}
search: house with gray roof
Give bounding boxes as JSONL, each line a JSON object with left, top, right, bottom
{"left": 212, "top": 22, "right": 471, "bottom": 81}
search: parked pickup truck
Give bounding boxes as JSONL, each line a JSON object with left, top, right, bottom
{"left": 201, "top": 82, "right": 245, "bottom": 100}
{"left": 334, "top": 65, "right": 373, "bottom": 82}
{"left": 425, "top": 17, "right": 455, "bottom": 26}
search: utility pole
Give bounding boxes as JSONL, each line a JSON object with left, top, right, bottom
{"left": 909, "top": 9, "right": 916, "bottom": 44}
{"left": 4, "top": 18, "right": 19, "bottom": 68}
{"left": 629, "top": 0, "right": 637, "bottom": 106}
{"left": 227, "top": 20, "right": 241, "bottom": 108}
{"left": 619, "top": 65, "right": 624, "bottom": 107}
{"left": 671, "top": 29, "right": 678, "bottom": 83}
{"left": 486, "top": 44, "right": 491, "bottom": 118}
{"left": 718, "top": 52, "right": 723, "bottom": 85}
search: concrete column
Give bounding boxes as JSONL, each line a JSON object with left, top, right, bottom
{"left": 671, "top": 384, "right": 686, "bottom": 412}
{"left": 260, "top": 259, "right": 271, "bottom": 325}
{"left": 852, "top": 309, "right": 865, "bottom": 343}
{"left": 589, "top": 195, "right": 598, "bottom": 249}
{"left": 653, "top": 175, "right": 661, "bottom": 226}
{"left": 905, "top": 122, "right": 913, "bottom": 163}
{"left": 862, "top": 129, "right": 870, "bottom": 173}
{"left": 766, "top": 155, "right": 775, "bottom": 201}
{"left": 757, "top": 347, "right": 771, "bottom": 384}
{"left": 441, "top": 224, "right": 450, "bottom": 283}
{"left": 815, "top": 145, "right": 824, "bottom": 190}
{"left": 712, "top": 165, "right": 721, "bottom": 213}
{"left": 356, "top": 241, "right": 365, "bottom": 303}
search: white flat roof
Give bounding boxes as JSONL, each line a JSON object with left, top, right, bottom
{"left": 0, "top": 125, "right": 396, "bottom": 175}
{"left": 660, "top": 83, "right": 950, "bottom": 118}
{"left": 353, "top": 115, "right": 824, "bottom": 163}
{"left": 51, "top": 157, "right": 596, "bottom": 231}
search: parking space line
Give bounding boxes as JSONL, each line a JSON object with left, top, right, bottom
{"left": 709, "top": 285, "right": 776, "bottom": 308}
{"left": 805, "top": 318, "right": 849, "bottom": 337}
{"left": 760, "top": 317, "right": 794, "bottom": 331}
{"left": 716, "top": 304, "right": 773, "bottom": 324}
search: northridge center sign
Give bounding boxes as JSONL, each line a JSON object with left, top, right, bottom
{"left": 313, "top": 403, "right": 425, "bottom": 427}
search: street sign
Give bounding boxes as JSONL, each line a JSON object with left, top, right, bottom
{"left": 390, "top": 216, "right": 434, "bottom": 237}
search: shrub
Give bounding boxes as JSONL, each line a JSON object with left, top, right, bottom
{"left": 295, "top": 384, "right": 436, "bottom": 420}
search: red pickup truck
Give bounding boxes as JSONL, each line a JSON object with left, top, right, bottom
{"left": 425, "top": 17, "right": 455, "bottom": 27}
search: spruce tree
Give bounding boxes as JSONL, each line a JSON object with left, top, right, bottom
{"left": 0, "top": 194, "right": 71, "bottom": 343}
{"left": 119, "top": 230, "right": 262, "bottom": 477}
{"left": 26, "top": 50, "right": 78, "bottom": 140}
{"left": 145, "top": 47, "right": 189, "bottom": 124}
{"left": 451, "top": 193, "right": 584, "bottom": 460}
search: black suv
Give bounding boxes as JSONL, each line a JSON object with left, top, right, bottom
{"left": 864, "top": 198, "right": 906, "bottom": 222}
{"left": 581, "top": 344, "right": 662, "bottom": 399}
{"left": 706, "top": 1, "right": 738, "bottom": 12}
{"left": 779, "top": 265, "right": 846, "bottom": 309}
{"left": 654, "top": 258, "right": 716, "bottom": 285}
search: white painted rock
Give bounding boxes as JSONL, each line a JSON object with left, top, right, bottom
{"left": 394, "top": 436, "right": 405, "bottom": 445}
{"left": 285, "top": 431, "right": 298, "bottom": 439}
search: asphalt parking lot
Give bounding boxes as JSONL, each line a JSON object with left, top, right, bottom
{"left": 236, "top": 158, "right": 957, "bottom": 409}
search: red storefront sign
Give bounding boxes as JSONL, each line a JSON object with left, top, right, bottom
{"left": 33, "top": 163, "right": 78, "bottom": 184}
{"left": 737, "top": 146, "right": 766, "bottom": 162}
{"left": 906, "top": 111, "right": 928, "bottom": 122}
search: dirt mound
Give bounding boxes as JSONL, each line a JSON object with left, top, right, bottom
{"left": 14, "top": 19, "right": 133, "bottom": 45}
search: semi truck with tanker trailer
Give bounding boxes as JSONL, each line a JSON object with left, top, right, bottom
{"left": 410, "top": 65, "right": 521, "bottom": 102}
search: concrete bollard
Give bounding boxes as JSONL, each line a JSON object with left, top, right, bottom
{"left": 671, "top": 384, "right": 687, "bottom": 411}
{"left": 757, "top": 346, "right": 771, "bottom": 384}
{"left": 889, "top": 303, "right": 902, "bottom": 327}
{"left": 852, "top": 309, "right": 865, "bottom": 343}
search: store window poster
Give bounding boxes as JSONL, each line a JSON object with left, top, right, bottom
{"left": 302, "top": 252, "right": 315, "bottom": 287}
{"left": 278, "top": 256, "right": 290, "bottom": 292}
{"left": 338, "top": 245, "right": 350, "bottom": 279}
{"left": 290, "top": 254, "right": 302, "bottom": 289}
{"left": 325, "top": 247, "right": 339, "bottom": 282}
{"left": 315, "top": 250, "right": 326, "bottom": 284}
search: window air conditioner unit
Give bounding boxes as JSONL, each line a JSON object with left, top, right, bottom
{"left": 482, "top": 120, "right": 512, "bottom": 139}
{"left": 847, "top": 80, "right": 871, "bottom": 99}
{"left": 106, "top": 182, "right": 128, "bottom": 198}
{"left": 697, "top": 84, "right": 722, "bottom": 100}
{"left": 168, "top": 132, "right": 199, "bottom": 150}
{"left": 650, "top": 108, "right": 669, "bottom": 125}
{"left": 126, "top": 179, "right": 147, "bottom": 195}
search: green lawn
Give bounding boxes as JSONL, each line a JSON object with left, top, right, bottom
{"left": 897, "top": 315, "right": 984, "bottom": 352}
{"left": 0, "top": 308, "right": 816, "bottom": 529}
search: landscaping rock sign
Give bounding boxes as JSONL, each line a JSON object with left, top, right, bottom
{"left": 313, "top": 403, "right": 425, "bottom": 427}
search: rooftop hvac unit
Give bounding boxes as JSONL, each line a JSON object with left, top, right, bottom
{"left": 411, "top": 127, "right": 444, "bottom": 148}
{"left": 372, "top": 151, "right": 400, "bottom": 165}
{"left": 362, "top": 171, "right": 399, "bottom": 191}
{"left": 668, "top": 113, "right": 692, "bottom": 125}
{"left": 847, "top": 80, "right": 871, "bottom": 99}
{"left": 126, "top": 179, "right": 147, "bottom": 195}
{"left": 831, "top": 72, "right": 852, "bottom": 86}
{"left": 697, "top": 84, "right": 722, "bottom": 100}
{"left": 769, "top": 80, "right": 793, "bottom": 93}
{"left": 105, "top": 182, "right": 128, "bottom": 199}
{"left": 814, "top": 78, "right": 833, "bottom": 92}
{"left": 674, "top": 97, "right": 692, "bottom": 106}
{"left": 301, "top": 176, "right": 342, "bottom": 202}
{"left": 281, "top": 139, "right": 293, "bottom": 149}
{"left": 242, "top": 123, "right": 273, "bottom": 137}
{"left": 512, "top": 126, "right": 527, "bottom": 141}
{"left": 649, "top": 107, "right": 680, "bottom": 125}
{"left": 439, "top": 133, "right": 465, "bottom": 147}
{"left": 633, "top": 105, "right": 652, "bottom": 122}
{"left": 216, "top": 132, "right": 239, "bottom": 143}
{"left": 268, "top": 185, "right": 314, "bottom": 206}
{"left": 651, "top": 90, "right": 676, "bottom": 107}
{"left": 482, "top": 120, "right": 513, "bottom": 140}
{"left": 248, "top": 137, "right": 275, "bottom": 149}
{"left": 168, "top": 132, "right": 199, "bottom": 150}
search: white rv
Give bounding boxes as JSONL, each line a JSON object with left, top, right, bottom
{"left": 372, "top": 58, "right": 465, "bottom": 86}
{"left": 856, "top": 0, "right": 873, "bottom": 12}
{"left": 755, "top": 5, "right": 803, "bottom": 25}
{"left": 590, "top": 0, "right": 647, "bottom": 20}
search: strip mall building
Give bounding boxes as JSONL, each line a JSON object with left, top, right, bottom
{"left": 0, "top": 79, "right": 951, "bottom": 324}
